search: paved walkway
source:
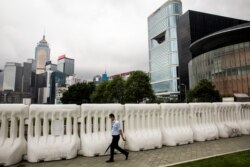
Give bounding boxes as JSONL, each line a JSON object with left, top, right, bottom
{"left": 13, "top": 135, "right": 250, "bottom": 167}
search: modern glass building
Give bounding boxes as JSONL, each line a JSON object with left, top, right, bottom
{"left": 3, "top": 62, "right": 23, "bottom": 92}
{"left": 35, "top": 70, "right": 67, "bottom": 104}
{"left": 22, "top": 61, "right": 32, "bottom": 93}
{"left": 49, "top": 71, "right": 67, "bottom": 104}
{"left": 35, "top": 35, "right": 50, "bottom": 74}
{"left": 177, "top": 10, "right": 248, "bottom": 96}
{"left": 189, "top": 23, "right": 250, "bottom": 96}
{"left": 57, "top": 55, "right": 74, "bottom": 76}
{"left": 148, "top": 0, "right": 182, "bottom": 97}
{"left": 46, "top": 61, "right": 57, "bottom": 72}
{"left": 0, "top": 70, "right": 3, "bottom": 91}
{"left": 101, "top": 72, "right": 109, "bottom": 81}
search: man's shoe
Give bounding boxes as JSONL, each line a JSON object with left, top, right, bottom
{"left": 125, "top": 152, "right": 129, "bottom": 160}
{"left": 106, "top": 160, "right": 114, "bottom": 163}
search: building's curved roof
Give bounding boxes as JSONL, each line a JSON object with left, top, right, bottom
{"left": 37, "top": 35, "right": 49, "bottom": 47}
{"left": 190, "top": 22, "right": 250, "bottom": 57}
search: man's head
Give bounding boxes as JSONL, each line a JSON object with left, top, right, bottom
{"left": 109, "top": 113, "right": 115, "bottom": 121}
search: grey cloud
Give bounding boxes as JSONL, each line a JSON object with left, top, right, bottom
{"left": 0, "top": 0, "right": 249, "bottom": 80}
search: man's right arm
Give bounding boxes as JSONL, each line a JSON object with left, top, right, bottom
{"left": 119, "top": 129, "right": 126, "bottom": 141}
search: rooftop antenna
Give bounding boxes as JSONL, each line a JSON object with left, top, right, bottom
{"left": 43, "top": 26, "right": 46, "bottom": 39}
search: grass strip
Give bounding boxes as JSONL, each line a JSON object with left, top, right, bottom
{"left": 173, "top": 150, "right": 250, "bottom": 167}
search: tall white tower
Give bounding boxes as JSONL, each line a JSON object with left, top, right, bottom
{"left": 35, "top": 35, "right": 50, "bottom": 74}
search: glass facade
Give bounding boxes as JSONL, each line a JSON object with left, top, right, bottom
{"left": 189, "top": 42, "right": 250, "bottom": 96}
{"left": 0, "top": 70, "right": 3, "bottom": 91}
{"left": 3, "top": 63, "right": 23, "bottom": 92}
{"left": 22, "top": 62, "right": 32, "bottom": 93}
{"left": 49, "top": 71, "right": 67, "bottom": 104}
{"left": 148, "top": 0, "right": 182, "bottom": 95}
{"left": 177, "top": 10, "right": 247, "bottom": 97}
{"left": 57, "top": 57, "right": 75, "bottom": 76}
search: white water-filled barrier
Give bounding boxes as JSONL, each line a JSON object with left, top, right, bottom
{"left": 80, "top": 104, "right": 125, "bottom": 157}
{"left": 190, "top": 103, "right": 219, "bottom": 141}
{"left": 27, "top": 105, "right": 80, "bottom": 162}
{"left": 0, "top": 104, "right": 28, "bottom": 166}
{"left": 124, "top": 104, "right": 162, "bottom": 151}
{"left": 214, "top": 103, "right": 241, "bottom": 138}
{"left": 160, "top": 103, "right": 193, "bottom": 146}
{"left": 238, "top": 103, "right": 250, "bottom": 135}
{"left": 0, "top": 102, "right": 250, "bottom": 166}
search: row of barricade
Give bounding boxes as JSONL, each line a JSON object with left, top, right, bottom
{"left": 0, "top": 103, "right": 250, "bottom": 166}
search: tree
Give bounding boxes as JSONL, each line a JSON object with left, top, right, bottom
{"left": 61, "top": 82, "right": 95, "bottom": 105}
{"left": 106, "top": 76, "right": 125, "bottom": 103}
{"left": 187, "top": 79, "right": 222, "bottom": 102}
{"left": 90, "top": 81, "right": 109, "bottom": 103}
{"left": 91, "top": 76, "right": 126, "bottom": 103}
{"left": 125, "top": 71, "right": 155, "bottom": 103}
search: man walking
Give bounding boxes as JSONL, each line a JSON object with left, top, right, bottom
{"left": 106, "top": 113, "right": 129, "bottom": 163}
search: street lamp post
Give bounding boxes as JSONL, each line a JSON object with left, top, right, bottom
{"left": 181, "top": 83, "right": 187, "bottom": 103}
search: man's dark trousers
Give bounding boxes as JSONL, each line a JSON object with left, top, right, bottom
{"left": 110, "top": 135, "right": 128, "bottom": 161}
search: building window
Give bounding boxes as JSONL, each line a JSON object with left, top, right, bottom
{"left": 152, "top": 31, "right": 166, "bottom": 45}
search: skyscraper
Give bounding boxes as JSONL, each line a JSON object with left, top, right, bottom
{"left": 101, "top": 71, "right": 109, "bottom": 81}
{"left": 148, "top": 0, "right": 182, "bottom": 97}
{"left": 22, "top": 61, "right": 32, "bottom": 93}
{"left": 3, "top": 62, "right": 23, "bottom": 92}
{"left": 49, "top": 71, "right": 67, "bottom": 104}
{"left": 27, "top": 58, "right": 36, "bottom": 71}
{"left": 57, "top": 55, "right": 74, "bottom": 76}
{"left": 35, "top": 35, "right": 50, "bottom": 74}
{"left": 46, "top": 61, "right": 57, "bottom": 72}
{"left": 0, "top": 70, "right": 3, "bottom": 91}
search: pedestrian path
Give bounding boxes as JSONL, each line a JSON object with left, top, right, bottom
{"left": 13, "top": 135, "right": 250, "bottom": 167}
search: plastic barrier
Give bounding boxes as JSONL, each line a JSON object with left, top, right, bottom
{"left": 1, "top": 103, "right": 249, "bottom": 166}
{"left": 0, "top": 104, "right": 28, "bottom": 166}
{"left": 80, "top": 104, "right": 125, "bottom": 157}
{"left": 238, "top": 103, "right": 250, "bottom": 135}
{"left": 27, "top": 105, "right": 80, "bottom": 162}
{"left": 214, "top": 103, "right": 241, "bottom": 138}
{"left": 190, "top": 103, "right": 219, "bottom": 141}
{"left": 160, "top": 104, "right": 193, "bottom": 146}
{"left": 124, "top": 104, "right": 162, "bottom": 151}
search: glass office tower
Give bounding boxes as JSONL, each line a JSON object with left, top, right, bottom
{"left": 148, "top": 0, "right": 182, "bottom": 97}
{"left": 57, "top": 55, "right": 74, "bottom": 76}
{"left": 0, "top": 70, "right": 3, "bottom": 91}
{"left": 3, "top": 62, "right": 23, "bottom": 92}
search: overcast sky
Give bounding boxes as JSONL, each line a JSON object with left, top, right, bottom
{"left": 0, "top": 0, "right": 250, "bottom": 80}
